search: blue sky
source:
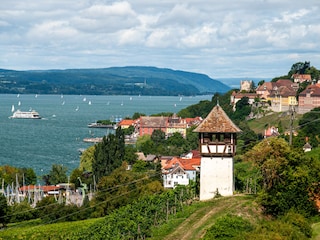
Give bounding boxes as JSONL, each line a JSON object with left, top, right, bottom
{"left": 1, "top": 0, "right": 319, "bottom": 80}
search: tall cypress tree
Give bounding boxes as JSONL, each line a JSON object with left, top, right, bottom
{"left": 92, "top": 128, "right": 125, "bottom": 181}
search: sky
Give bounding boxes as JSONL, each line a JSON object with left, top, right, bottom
{"left": 1, "top": 0, "right": 320, "bottom": 80}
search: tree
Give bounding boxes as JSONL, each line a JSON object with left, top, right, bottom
{"left": 306, "top": 66, "right": 320, "bottom": 81}
{"left": 0, "top": 165, "right": 36, "bottom": 186}
{"left": 166, "top": 132, "right": 185, "bottom": 147}
{"left": 80, "top": 145, "right": 95, "bottom": 172}
{"left": 186, "top": 125, "right": 199, "bottom": 150}
{"left": 43, "top": 164, "right": 68, "bottom": 185}
{"left": 232, "top": 96, "right": 251, "bottom": 122}
{"left": 92, "top": 128, "right": 125, "bottom": 181}
{"left": 298, "top": 107, "right": 320, "bottom": 148}
{"left": 257, "top": 80, "right": 265, "bottom": 86}
{"left": 92, "top": 164, "right": 163, "bottom": 216}
{"left": 151, "top": 129, "right": 166, "bottom": 144}
{"left": 124, "top": 145, "right": 138, "bottom": 165}
{"left": 288, "top": 61, "right": 310, "bottom": 76}
{"left": 136, "top": 134, "right": 155, "bottom": 155}
{"left": 0, "top": 194, "right": 10, "bottom": 227}
{"left": 244, "top": 137, "right": 318, "bottom": 216}
{"left": 132, "top": 112, "right": 145, "bottom": 120}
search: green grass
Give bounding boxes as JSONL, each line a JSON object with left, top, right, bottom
{"left": 312, "top": 222, "right": 320, "bottom": 240}
{"left": 149, "top": 195, "right": 259, "bottom": 240}
{"left": 0, "top": 217, "right": 102, "bottom": 240}
{"left": 247, "top": 112, "right": 302, "bottom": 134}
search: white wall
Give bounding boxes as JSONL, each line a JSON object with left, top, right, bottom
{"left": 200, "top": 157, "right": 233, "bottom": 200}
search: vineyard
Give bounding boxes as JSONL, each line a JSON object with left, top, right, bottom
{"left": 1, "top": 193, "right": 313, "bottom": 239}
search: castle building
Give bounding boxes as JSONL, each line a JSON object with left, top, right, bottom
{"left": 193, "top": 104, "right": 241, "bottom": 200}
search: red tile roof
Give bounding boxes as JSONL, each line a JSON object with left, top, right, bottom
{"left": 162, "top": 157, "right": 200, "bottom": 171}
{"left": 118, "top": 119, "right": 135, "bottom": 126}
{"left": 299, "top": 83, "right": 320, "bottom": 97}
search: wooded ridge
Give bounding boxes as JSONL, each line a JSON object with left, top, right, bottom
{"left": 0, "top": 66, "right": 230, "bottom": 96}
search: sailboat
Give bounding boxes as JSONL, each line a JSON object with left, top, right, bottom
{"left": 11, "top": 105, "right": 15, "bottom": 112}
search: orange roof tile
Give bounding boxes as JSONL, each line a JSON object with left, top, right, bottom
{"left": 118, "top": 119, "right": 135, "bottom": 126}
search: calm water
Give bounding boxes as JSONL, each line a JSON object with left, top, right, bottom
{"left": 0, "top": 94, "right": 212, "bottom": 176}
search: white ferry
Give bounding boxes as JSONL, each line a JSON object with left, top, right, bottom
{"left": 9, "top": 109, "right": 41, "bottom": 119}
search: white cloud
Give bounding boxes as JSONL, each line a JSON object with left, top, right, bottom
{"left": 0, "top": 0, "right": 319, "bottom": 79}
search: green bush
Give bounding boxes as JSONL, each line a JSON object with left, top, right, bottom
{"left": 203, "top": 214, "right": 253, "bottom": 239}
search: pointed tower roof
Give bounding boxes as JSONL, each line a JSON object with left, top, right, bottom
{"left": 193, "top": 105, "right": 241, "bottom": 133}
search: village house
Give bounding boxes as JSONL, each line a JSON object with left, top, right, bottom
{"left": 264, "top": 126, "right": 280, "bottom": 138}
{"left": 138, "top": 116, "right": 168, "bottom": 136}
{"left": 291, "top": 73, "right": 312, "bottom": 83}
{"left": 298, "top": 83, "right": 320, "bottom": 114}
{"left": 230, "top": 91, "right": 258, "bottom": 111}
{"left": 162, "top": 156, "right": 200, "bottom": 188}
{"left": 166, "top": 114, "right": 187, "bottom": 138}
{"left": 137, "top": 115, "right": 202, "bottom": 138}
{"left": 117, "top": 119, "right": 136, "bottom": 129}
{"left": 256, "top": 79, "right": 298, "bottom": 112}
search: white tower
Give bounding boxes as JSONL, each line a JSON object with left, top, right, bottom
{"left": 194, "top": 104, "right": 241, "bottom": 201}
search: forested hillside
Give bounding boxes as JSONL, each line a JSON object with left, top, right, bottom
{"left": 0, "top": 66, "right": 230, "bottom": 95}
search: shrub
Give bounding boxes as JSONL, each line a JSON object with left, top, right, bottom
{"left": 204, "top": 214, "right": 253, "bottom": 239}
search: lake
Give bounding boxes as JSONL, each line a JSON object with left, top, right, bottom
{"left": 0, "top": 94, "right": 212, "bottom": 177}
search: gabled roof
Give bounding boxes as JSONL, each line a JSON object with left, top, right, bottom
{"left": 193, "top": 105, "right": 241, "bottom": 133}
{"left": 256, "top": 82, "right": 274, "bottom": 92}
{"left": 299, "top": 83, "right": 320, "bottom": 97}
{"left": 140, "top": 116, "right": 168, "bottom": 128}
{"left": 118, "top": 119, "right": 135, "bottom": 126}
{"left": 162, "top": 156, "right": 200, "bottom": 172}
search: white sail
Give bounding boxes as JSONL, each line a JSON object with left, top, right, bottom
{"left": 11, "top": 105, "right": 15, "bottom": 112}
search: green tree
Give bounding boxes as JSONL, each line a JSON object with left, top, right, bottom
{"left": 0, "top": 193, "right": 10, "bottom": 227}
{"left": 298, "top": 107, "right": 320, "bottom": 148}
{"left": 136, "top": 134, "right": 155, "bottom": 155}
{"left": 232, "top": 96, "right": 251, "bottom": 122}
{"left": 306, "top": 66, "right": 320, "bottom": 81}
{"left": 43, "top": 164, "right": 68, "bottom": 185}
{"left": 92, "top": 128, "right": 125, "bottom": 181}
{"left": 132, "top": 160, "right": 148, "bottom": 172}
{"left": 186, "top": 125, "right": 199, "bottom": 150}
{"left": 151, "top": 129, "right": 166, "bottom": 144}
{"left": 80, "top": 145, "right": 95, "bottom": 172}
{"left": 92, "top": 164, "right": 163, "bottom": 216}
{"left": 166, "top": 132, "right": 185, "bottom": 147}
{"left": 10, "top": 201, "right": 35, "bottom": 223}
{"left": 257, "top": 80, "right": 265, "bottom": 86}
{"left": 132, "top": 112, "right": 145, "bottom": 120}
{"left": 288, "top": 61, "right": 310, "bottom": 76}
{"left": 124, "top": 145, "right": 138, "bottom": 165}
{"left": 0, "top": 165, "right": 36, "bottom": 186}
{"left": 245, "top": 137, "right": 318, "bottom": 216}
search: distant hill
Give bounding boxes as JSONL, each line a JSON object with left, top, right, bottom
{"left": 0, "top": 66, "right": 230, "bottom": 96}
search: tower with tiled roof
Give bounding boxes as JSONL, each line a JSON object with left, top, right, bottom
{"left": 194, "top": 104, "right": 241, "bottom": 200}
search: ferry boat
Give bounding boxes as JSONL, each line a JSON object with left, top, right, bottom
{"left": 9, "top": 109, "right": 41, "bottom": 119}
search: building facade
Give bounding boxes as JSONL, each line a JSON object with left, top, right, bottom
{"left": 194, "top": 104, "right": 241, "bottom": 200}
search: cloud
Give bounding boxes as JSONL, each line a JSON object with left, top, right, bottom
{"left": 0, "top": 0, "right": 319, "bottom": 79}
